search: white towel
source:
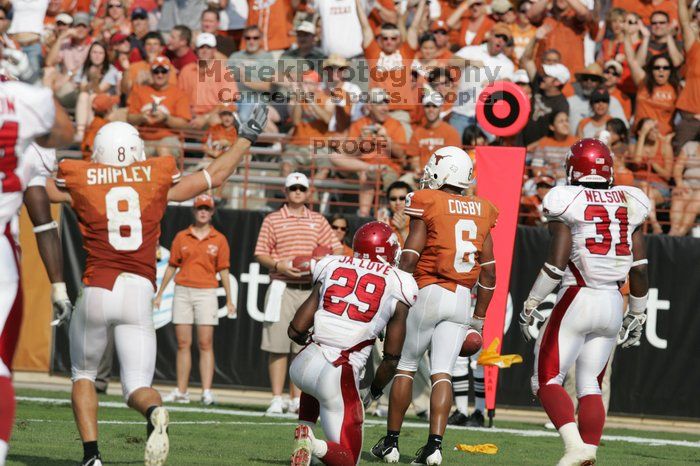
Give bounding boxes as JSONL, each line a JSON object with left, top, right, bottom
{"left": 263, "top": 280, "right": 287, "bottom": 323}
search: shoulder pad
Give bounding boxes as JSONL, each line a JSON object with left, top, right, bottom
{"left": 542, "top": 186, "right": 584, "bottom": 219}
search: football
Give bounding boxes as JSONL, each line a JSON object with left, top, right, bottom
{"left": 292, "top": 255, "right": 313, "bottom": 274}
{"left": 460, "top": 328, "right": 483, "bottom": 357}
{"left": 312, "top": 245, "right": 333, "bottom": 259}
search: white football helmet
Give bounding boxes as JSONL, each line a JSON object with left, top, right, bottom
{"left": 92, "top": 122, "right": 145, "bottom": 167}
{"left": 420, "top": 146, "right": 474, "bottom": 190}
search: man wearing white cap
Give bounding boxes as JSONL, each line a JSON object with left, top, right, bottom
{"left": 254, "top": 173, "right": 343, "bottom": 415}
{"left": 519, "top": 62, "right": 570, "bottom": 146}
{"left": 281, "top": 21, "right": 326, "bottom": 73}
{"left": 406, "top": 92, "right": 461, "bottom": 184}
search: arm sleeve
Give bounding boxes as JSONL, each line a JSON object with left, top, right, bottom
{"left": 312, "top": 255, "right": 336, "bottom": 286}
{"left": 404, "top": 190, "right": 429, "bottom": 219}
{"left": 54, "top": 159, "right": 74, "bottom": 189}
{"left": 127, "top": 86, "right": 142, "bottom": 114}
{"left": 542, "top": 186, "right": 576, "bottom": 223}
{"left": 391, "top": 269, "right": 418, "bottom": 307}
{"left": 26, "top": 145, "right": 57, "bottom": 188}
{"left": 168, "top": 233, "right": 183, "bottom": 267}
{"left": 174, "top": 90, "right": 192, "bottom": 120}
{"left": 216, "top": 235, "right": 231, "bottom": 271}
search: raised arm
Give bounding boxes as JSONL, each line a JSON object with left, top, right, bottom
{"left": 446, "top": 1, "right": 469, "bottom": 30}
{"left": 406, "top": 0, "right": 426, "bottom": 50}
{"left": 678, "top": 0, "right": 697, "bottom": 52}
{"left": 356, "top": 0, "right": 375, "bottom": 49}
{"left": 565, "top": 0, "right": 592, "bottom": 22}
{"left": 624, "top": 33, "right": 646, "bottom": 86}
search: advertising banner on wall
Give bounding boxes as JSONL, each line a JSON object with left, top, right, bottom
{"left": 54, "top": 207, "right": 700, "bottom": 419}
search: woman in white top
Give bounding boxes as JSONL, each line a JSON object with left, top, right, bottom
{"left": 74, "top": 41, "right": 121, "bottom": 142}
{"left": 670, "top": 141, "right": 700, "bottom": 236}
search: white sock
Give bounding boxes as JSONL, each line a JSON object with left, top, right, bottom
{"left": 0, "top": 439, "right": 8, "bottom": 465}
{"left": 584, "top": 443, "right": 598, "bottom": 456}
{"left": 473, "top": 363, "right": 486, "bottom": 413}
{"left": 558, "top": 422, "right": 585, "bottom": 451}
{"left": 313, "top": 439, "right": 328, "bottom": 458}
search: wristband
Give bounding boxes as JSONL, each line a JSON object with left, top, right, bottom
{"left": 33, "top": 221, "right": 58, "bottom": 233}
{"left": 629, "top": 293, "right": 648, "bottom": 315}
{"left": 51, "top": 282, "right": 68, "bottom": 302}
{"left": 631, "top": 259, "right": 648, "bottom": 268}
{"left": 202, "top": 168, "right": 213, "bottom": 190}
{"left": 476, "top": 280, "right": 496, "bottom": 290}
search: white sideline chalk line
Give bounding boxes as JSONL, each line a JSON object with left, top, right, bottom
{"left": 17, "top": 396, "right": 700, "bottom": 449}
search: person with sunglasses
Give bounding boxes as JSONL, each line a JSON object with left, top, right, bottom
{"left": 428, "top": 20, "right": 453, "bottom": 59}
{"left": 600, "top": 60, "right": 632, "bottom": 120}
{"left": 674, "top": 0, "right": 700, "bottom": 153}
{"left": 568, "top": 62, "right": 629, "bottom": 134}
{"left": 127, "top": 56, "right": 192, "bottom": 158}
{"left": 155, "top": 194, "right": 235, "bottom": 406}
{"left": 625, "top": 35, "right": 679, "bottom": 137}
{"left": 254, "top": 172, "right": 343, "bottom": 416}
{"left": 636, "top": 11, "right": 684, "bottom": 68}
{"left": 597, "top": 9, "right": 639, "bottom": 97}
{"left": 329, "top": 214, "right": 354, "bottom": 256}
{"left": 377, "top": 180, "right": 413, "bottom": 246}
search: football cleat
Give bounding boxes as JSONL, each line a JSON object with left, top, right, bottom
{"left": 82, "top": 454, "right": 103, "bottom": 466}
{"left": 145, "top": 407, "right": 170, "bottom": 466}
{"left": 370, "top": 436, "right": 400, "bottom": 463}
{"left": 290, "top": 424, "right": 313, "bottom": 466}
{"left": 466, "top": 409, "right": 485, "bottom": 427}
{"left": 411, "top": 445, "right": 442, "bottom": 465}
{"left": 447, "top": 409, "right": 469, "bottom": 426}
{"left": 556, "top": 445, "right": 597, "bottom": 466}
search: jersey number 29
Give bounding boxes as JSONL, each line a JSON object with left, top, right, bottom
{"left": 105, "top": 186, "right": 143, "bottom": 251}
{"left": 323, "top": 267, "right": 387, "bottom": 322}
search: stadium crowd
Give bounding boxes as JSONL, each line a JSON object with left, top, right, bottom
{"left": 1, "top": 0, "right": 699, "bottom": 234}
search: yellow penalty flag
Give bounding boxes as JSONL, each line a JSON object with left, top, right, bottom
{"left": 477, "top": 338, "right": 523, "bottom": 368}
{"left": 454, "top": 443, "right": 499, "bottom": 454}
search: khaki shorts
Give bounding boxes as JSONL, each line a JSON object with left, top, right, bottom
{"left": 172, "top": 285, "right": 219, "bottom": 326}
{"left": 260, "top": 286, "right": 311, "bottom": 354}
{"left": 144, "top": 136, "right": 182, "bottom": 158}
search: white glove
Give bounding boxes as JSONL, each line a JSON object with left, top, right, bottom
{"left": 468, "top": 315, "right": 485, "bottom": 334}
{"left": 50, "top": 282, "right": 73, "bottom": 327}
{"left": 519, "top": 303, "right": 545, "bottom": 343}
{"left": 618, "top": 312, "right": 646, "bottom": 348}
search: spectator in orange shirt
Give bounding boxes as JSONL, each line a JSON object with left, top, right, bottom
{"left": 127, "top": 56, "right": 192, "bottom": 157}
{"left": 246, "top": 0, "right": 297, "bottom": 55}
{"left": 670, "top": 141, "right": 700, "bottom": 237}
{"left": 429, "top": 20, "right": 453, "bottom": 59}
{"left": 637, "top": 11, "right": 684, "bottom": 68}
{"left": 376, "top": 180, "right": 412, "bottom": 246}
{"left": 122, "top": 32, "right": 178, "bottom": 95}
{"left": 630, "top": 118, "right": 674, "bottom": 205}
{"left": 604, "top": 118, "right": 636, "bottom": 188}
{"left": 154, "top": 194, "right": 235, "bottom": 406}
{"left": 166, "top": 25, "right": 198, "bottom": 72}
{"left": 203, "top": 104, "right": 238, "bottom": 160}
{"left": 81, "top": 93, "right": 118, "bottom": 159}
{"left": 576, "top": 88, "right": 613, "bottom": 139}
{"left": 520, "top": 174, "right": 555, "bottom": 226}
{"left": 625, "top": 44, "right": 679, "bottom": 136}
{"left": 527, "top": 0, "right": 594, "bottom": 76}
{"left": 597, "top": 9, "right": 641, "bottom": 96}
{"left": 358, "top": 0, "right": 422, "bottom": 136}
{"left": 329, "top": 214, "right": 354, "bottom": 257}
{"left": 178, "top": 32, "right": 236, "bottom": 128}
{"left": 407, "top": 92, "right": 461, "bottom": 181}
{"left": 601, "top": 60, "right": 632, "bottom": 120}
{"left": 528, "top": 110, "right": 577, "bottom": 183}
{"left": 673, "top": 0, "right": 700, "bottom": 152}
{"left": 446, "top": 0, "right": 495, "bottom": 49}
{"left": 612, "top": 0, "right": 678, "bottom": 26}
{"left": 511, "top": 0, "right": 536, "bottom": 65}
{"left": 331, "top": 88, "right": 408, "bottom": 216}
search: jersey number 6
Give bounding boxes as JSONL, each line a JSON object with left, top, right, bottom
{"left": 454, "top": 219, "right": 478, "bottom": 273}
{"left": 105, "top": 186, "right": 143, "bottom": 251}
{"left": 323, "top": 267, "right": 387, "bottom": 322}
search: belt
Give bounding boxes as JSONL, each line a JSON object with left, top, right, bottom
{"left": 285, "top": 281, "right": 313, "bottom": 290}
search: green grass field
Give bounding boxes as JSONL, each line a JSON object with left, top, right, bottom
{"left": 8, "top": 389, "right": 700, "bottom": 465}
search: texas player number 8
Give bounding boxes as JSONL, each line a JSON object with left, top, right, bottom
{"left": 105, "top": 186, "right": 143, "bottom": 251}
{"left": 454, "top": 219, "right": 478, "bottom": 273}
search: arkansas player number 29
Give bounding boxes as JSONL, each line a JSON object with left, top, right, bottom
{"left": 105, "top": 186, "right": 143, "bottom": 251}
{"left": 323, "top": 268, "right": 387, "bottom": 322}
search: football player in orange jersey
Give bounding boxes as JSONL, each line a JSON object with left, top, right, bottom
{"left": 50, "top": 105, "right": 268, "bottom": 466}
{"left": 370, "top": 146, "right": 498, "bottom": 465}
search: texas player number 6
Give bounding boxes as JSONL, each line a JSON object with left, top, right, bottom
{"left": 105, "top": 186, "right": 143, "bottom": 251}
{"left": 454, "top": 219, "right": 478, "bottom": 273}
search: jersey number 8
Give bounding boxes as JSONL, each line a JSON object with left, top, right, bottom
{"left": 105, "top": 186, "right": 143, "bottom": 251}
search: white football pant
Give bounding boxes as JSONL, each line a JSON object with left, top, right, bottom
{"left": 70, "top": 273, "right": 156, "bottom": 400}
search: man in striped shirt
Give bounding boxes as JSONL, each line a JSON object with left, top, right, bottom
{"left": 254, "top": 172, "right": 343, "bottom": 415}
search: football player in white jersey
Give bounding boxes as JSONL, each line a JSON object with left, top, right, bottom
{"left": 0, "top": 81, "right": 73, "bottom": 465}
{"left": 519, "top": 138, "right": 651, "bottom": 466}
{"left": 287, "top": 221, "right": 418, "bottom": 466}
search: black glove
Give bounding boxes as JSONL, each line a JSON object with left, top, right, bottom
{"left": 361, "top": 385, "right": 383, "bottom": 409}
{"left": 234, "top": 104, "right": 268, "bottom": 143}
